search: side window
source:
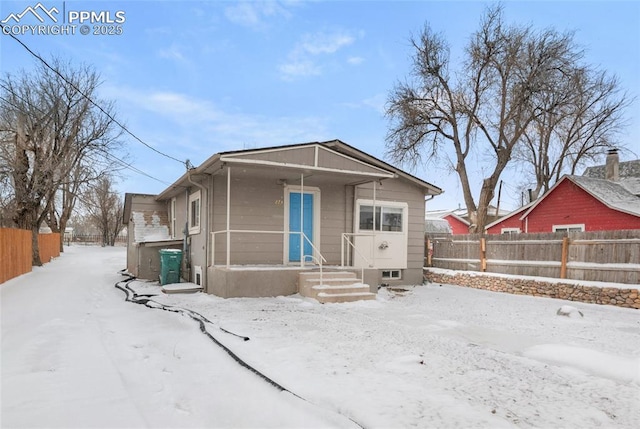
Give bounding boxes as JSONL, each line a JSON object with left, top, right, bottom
{"left": 553, "top": 224, "right": 584, "bottom": 233}
{"left": 501, "top": 228, "right": 520, "bottom": 235}
{"left": 170, "top": 198, "right": 177, "bottom": 238}
{"left": 188, "top": 191, "right": 201, "bottom": 235}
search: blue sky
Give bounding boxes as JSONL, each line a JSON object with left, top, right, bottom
{"left": 2, "top": 0, "right": 639, "bottom": 211}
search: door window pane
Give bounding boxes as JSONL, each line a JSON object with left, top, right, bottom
{"left": 359, "top": 205, "right": 380, "bottom": 230}
{"left": 381, "top": 207, "right": 403, "bottom": 232}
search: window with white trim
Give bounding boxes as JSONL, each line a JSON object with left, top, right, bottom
{"left": 170, "top": 198, "right": 177, "bottom": 238}
{"left": 188, "top": 190, "right": 201, "bottom": 235}
{"left": 359, "top": 205, "right": 404, "bottom": 232}
{"left": 553, "top": 224, "right": 584, "bottom": 233}
{"left": 501, "top": 228, "right": 521, "bottom": 235}
{"left": 382, "top": 270, "right": 402, "bottom": 280}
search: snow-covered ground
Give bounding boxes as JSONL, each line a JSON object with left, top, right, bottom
{"left": 2, "top": 246, "right": 639, "bottom": 428}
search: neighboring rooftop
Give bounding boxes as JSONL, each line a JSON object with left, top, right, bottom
{"left": 582, "top": 158, "right": 640, "bottom": 196}
{"left": 582, "top": 159, "right": 640, "bottom": 181}
{"left": 569, "top": 175, "right": 640, "bottom": 217}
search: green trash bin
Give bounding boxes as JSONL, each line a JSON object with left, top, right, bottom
{"left": 159, "top": 249, "right": 182, "bottom": 285}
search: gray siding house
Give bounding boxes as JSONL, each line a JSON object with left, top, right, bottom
{"left": 123, "top": 140, "right": 442, "bottom": 302}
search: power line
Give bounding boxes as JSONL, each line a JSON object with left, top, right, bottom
{"left": 0, "top": 72, "right": 172, "bottom": 186}
{"left": 0, "top": 25, "right": 188, "bottom": 167}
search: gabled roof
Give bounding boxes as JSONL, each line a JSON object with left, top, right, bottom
{"left": 520, "top": 175, "right": 640, "bottom": 219}
{"left": 443, "top": 212, "right": 471, "bottom": 226}
{"left": 156, "top": 139, "right": 443, "bottom": 200}
{"left": 484, "top": 200, "right": 535, "bottom": 230}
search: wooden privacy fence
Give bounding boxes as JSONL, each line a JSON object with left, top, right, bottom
{"left": 426, "top": 230, "right": 640, "bottom": 285}
{"left": 0, "top": 228, "right": 31, "bottom": 284}
{"left": 38, "top": 232, "right": 61, "bottom": 264}
{"left": 0, "top": 228, "right": 61, "bottom": 284}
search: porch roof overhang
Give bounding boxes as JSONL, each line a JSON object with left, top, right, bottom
{"left": 218, "top": 155, "right": 396, "bottom": 180}
{"left": 155, "top": 140, "right": 443, "bottom": 200}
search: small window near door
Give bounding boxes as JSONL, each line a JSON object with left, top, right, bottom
{"left": 382, "top": 269, "right": 401, "bottom": 280}
{"left": 188, "top": 191, "right": 201, "bottom": 235}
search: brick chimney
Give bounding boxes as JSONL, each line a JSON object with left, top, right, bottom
{"left": 605, "top": 148, "right": 619, "bottom": 181}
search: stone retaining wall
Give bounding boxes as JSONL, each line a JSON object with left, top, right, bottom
{"left": 424, "top": 269, "right": 640, "bottom": 310}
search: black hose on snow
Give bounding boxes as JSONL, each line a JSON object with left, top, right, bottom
{"left": 114, "top": 274, "right": 366, "bottom": 429}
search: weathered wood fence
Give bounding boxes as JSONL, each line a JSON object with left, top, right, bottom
{"left": 0, "top": 228, "right": 61, "bottom": 284}
{"left": 426, "top": 230, "right": 640, "bottom": 285}
{"left": 66, "top": 234, "right": 127, "bottom": 245}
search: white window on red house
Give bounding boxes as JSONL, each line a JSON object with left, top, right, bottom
{"left": 501, "top": 228, "right": 521, "bottom": 234}
{"left": 552, "top": 224, "right": 585, "bottom": 233}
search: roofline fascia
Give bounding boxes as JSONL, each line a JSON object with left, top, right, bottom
{"left": 485, "top": 200, "right": 535, "bottom": 229}
{"left": 519, "top": 175, "right": 640, "bottom": 220}
{"left": 322, "top": 139, "right": 443, "bottom": 195}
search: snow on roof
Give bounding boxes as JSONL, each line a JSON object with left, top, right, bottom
{"left": 132, "top": 211, "right": 171, "bottom": 243}
{"left": 620, "top": 177, "right": 640, "bottom": 195}
{"left": 569, "top": 175, "right": 640, "bottom": 217}
{"left": 425, "top": 218, "right": 453, "bottom": 234}
{"left": 583, "top": 159, "right": 640, "bottom": 180}
{"left": 582, "top": 159, "right": 640, "bottom": 196}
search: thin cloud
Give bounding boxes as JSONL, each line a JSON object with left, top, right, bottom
{"left": 158, "top": 43, "right": 187, "bottom": 62}
{"left": 101, "top": 87, "right": 329, "bottom": 156}
{"left": 280, "top": 30, "right": 358, "bottom": 80}
{"left": 299, "top": 31, "right": 355, "bottom": 55}
{"left": 343, "top": 93, "right": 387, "bottom": 115}
{"left": 347, "top": 56, "right": 365, "bottom": 65}
{"left": 224, "top": 1, "right": 292, "bottom": 30}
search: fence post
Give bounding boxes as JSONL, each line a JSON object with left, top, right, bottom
{"left": 480, "top": 237, "right": 487, "bottom": 272}
{"left": 560, "top": 236, "right": 569, "bottom": 279}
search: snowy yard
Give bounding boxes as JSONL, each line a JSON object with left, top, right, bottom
{"left": 2, "top": 246, "right": 639, "bottom": 428}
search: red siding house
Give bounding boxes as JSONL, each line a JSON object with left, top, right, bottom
{"left": 486, "top": 150, "right": 640, "bottom": 233}
{"left": 485, "top": 202, "right": 534, "bottom": 234}
{"left": 442, "top": 213, "right": 471, "bottom": 234}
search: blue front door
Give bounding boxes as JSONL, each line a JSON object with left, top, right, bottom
{"left": 289, "top": 192, "right": 314, "bottom": 262}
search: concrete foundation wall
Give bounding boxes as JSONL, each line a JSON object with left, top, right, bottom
{"left": 207, "top": 267, "right": 379, "bottom": 298}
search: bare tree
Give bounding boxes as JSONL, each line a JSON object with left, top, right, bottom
{"left": 386, "top": 5, "right": 590, "bottom": 232}
{"left": 0, "top": 58, "right": 122, "bottom": 264}
{"left": 514, "top": 67, "right": 631, "bottom": 200}
{"left": 83, "top": 176, "right": 125, "bottom": 246}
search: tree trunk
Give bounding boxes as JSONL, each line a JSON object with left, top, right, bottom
{"left": 31, "top": 226, "right": 42, "bottom": 266}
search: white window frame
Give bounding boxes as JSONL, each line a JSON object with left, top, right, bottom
{"left": 501, "top": 227, "right": 521, "bottom": 235}
{"left": 355, "top": 200, "right": 408, "bottom": 234}
{"left": 188, "top": 190, "right": 201, "bottom": 235}
{"left": 170, "top": 198, "right": 177, "bottom": 238}
{"left": 552, "top": 223, "right": 585, "bottom": 233}
{"left": 381, "top": 269, "right": 402, "bottom": 280}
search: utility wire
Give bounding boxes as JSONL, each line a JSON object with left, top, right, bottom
{"left": 0, "top": 78, "right": 172, "bottom": 186}
{"left": 0, "top": 26, "right": 188, "bottom": 167}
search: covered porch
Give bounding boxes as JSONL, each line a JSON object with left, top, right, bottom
{"left": 205, "top": 143, "right": 400, "bottom": 299}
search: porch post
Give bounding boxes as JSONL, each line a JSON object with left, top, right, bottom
{"left": 372, "top": 180, "right": 377, "bottom": 268}
{"left": 226, "top": 166, "right": 231, "bottom": 268}
{"left": 300, "top": 173, "right": 304, "bottom": 267}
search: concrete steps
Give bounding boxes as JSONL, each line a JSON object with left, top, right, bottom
{"left": 298, "top": 271, "right": 376, "bottom": 303}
